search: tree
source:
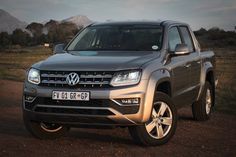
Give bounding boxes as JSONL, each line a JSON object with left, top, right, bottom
{"left": 44, "top": 21, "right": 79, "bottom": 44}
{"left": 194, "top": 28, "right": 207, "bottom": 36}
{"left": 0, "top": 32, "right": 11, "bottom": 48}
{"left": 26, "top": 22, "right": 44, "bottom": 45}
{"left": 11, "top": 29, "right": 31, "bottom": 46}
{"left": 26, "top": 22, "right": 44, "bottom": 37}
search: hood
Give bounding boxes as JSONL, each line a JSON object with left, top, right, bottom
{"left": 33, "top": 51, "right": 161, "bottom": 71}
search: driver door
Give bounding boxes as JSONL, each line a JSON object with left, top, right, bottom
{"left": 167, "top": 26, "right": 192, "bottom": 107}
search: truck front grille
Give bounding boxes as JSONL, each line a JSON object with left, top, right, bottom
{"left": 34, "top": 106, "right": 115, "bottom": 116}
{"left": 39, "top": 71, "right": 114, "bottom": 88}
{"left": 24, "top": 97, "right": 140, "bottom": 115}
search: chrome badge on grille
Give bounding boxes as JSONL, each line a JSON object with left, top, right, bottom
{"left": 66, "top": 72, "right": 80, "bottom": 86}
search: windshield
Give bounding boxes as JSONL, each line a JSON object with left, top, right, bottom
{"left": 67, "top": 25, "right": 163, "bottom": 51}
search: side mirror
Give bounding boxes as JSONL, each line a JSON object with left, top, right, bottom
{"left": 53, "top": 44, "right": 66, "bottom": 54}
{"left": 173, "top": 44, "right": 190, "bottom": 56}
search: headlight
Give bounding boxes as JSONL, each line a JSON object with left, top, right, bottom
{"left": 28, "top": 68, "right": 40, "bottom": 85}
{"left": 110, "top": 70, "right": 141, "bottom": 87}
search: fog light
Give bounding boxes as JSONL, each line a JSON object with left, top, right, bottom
{"left": 25, "top": 95, "right": 35, "bottom": 102}
{"left": 121, "top": 98, "right": 139, "bottom": 104}
{"left": 114, "top": 98, "right": 140, "bottom": 106}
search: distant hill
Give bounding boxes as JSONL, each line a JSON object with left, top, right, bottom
{"left": 0, "top": 9, "right": 27, "bottom": 34}
{"left": 62, "top": 15, "right": 92, "bottom": 28}
{"left": 0, "top": 9, "right": 93, "bottom": 34}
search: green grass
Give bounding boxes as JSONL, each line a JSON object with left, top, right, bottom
{"left": 0, "top": 47, "right": 235, "bottom": 114}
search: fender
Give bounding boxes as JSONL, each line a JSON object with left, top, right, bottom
{"left": 141, "top": 69, "right": 171, "bottom": 122}
{"left": 197, "top": 61, "right": 214, "bottom": 100}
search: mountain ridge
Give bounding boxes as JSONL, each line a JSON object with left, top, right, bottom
{"left": 0, "top": 9, "right": 27, "bottom": 34}
{"left": 62, "top": 15, "right": 93, "bottom": 27}
{"left": 0, "top": 9, "right": 93, "bottom": 34}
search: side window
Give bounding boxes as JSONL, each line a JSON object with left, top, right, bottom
{"left": 168, "top": 27, "right": 182, "bottom": 51}
{"left": 179, "top": 26, "right": 194, "bottom": 52}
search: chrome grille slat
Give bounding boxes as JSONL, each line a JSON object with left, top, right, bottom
{"left": 41, "top": 74, "right": 68, "bottom": 78}
{"left": 40, "top": 71, "right": 114, "bottom": 88}
{"left": 41, "top": 80, "right": 67, "bottom": 84}
{"left": 80, "top": 74, "right": 112, "bottom": 78}
{"left": 79, "top": 81, "right": 109, "bottom": 85}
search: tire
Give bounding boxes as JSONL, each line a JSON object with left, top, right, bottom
{"left": 128, "top": 92, "right": 177, "bottom": 146}
{"left": 192, "top": 81, "right": 213, "bottom": 121}
{"left": 23, "top": 113, "right": 69, "bottom": 139}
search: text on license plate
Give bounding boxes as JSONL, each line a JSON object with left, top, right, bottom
{"left": 52, "top": 91, "right": 90, "bottom": 101}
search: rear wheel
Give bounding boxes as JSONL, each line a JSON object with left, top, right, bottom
{"left": 129, "top": 92, "right": 177, "bottom": 146}
{"left": 192, "top": 81, "right": 213, "bottom": 121}
{"left": 23, "top": 113, "right": 69, "bottom": 139}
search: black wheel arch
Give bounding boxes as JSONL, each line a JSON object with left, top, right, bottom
{"left": 155, "top": 80, "right": 172, "bottom": 97}
{"left": 206, "top": 70, "right": 215, "bottom": 106}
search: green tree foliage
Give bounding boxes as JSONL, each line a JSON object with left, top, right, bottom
{"left": 194, "top": 27, "right": 236, "bottom": 49}
{"left": 11, "top": 29, "right": 31, "bottom": 46}
{"left": 26, "top": 20, "right": 80, "bottom": 45}
{"left": 0, "top": 20, "right": 80, "bottom": 48}
{"left": 26, "top": 22, "right": 44, "bottom": 45}
{"left": 44, "top": 21, "right": 79, "bottom": 44}
{"left": 0, "top": 32, "right": 11, "bottom": 48}
{"left": 2, "top": 22, "right": 235, "bottom": 50}
{"left": 26, "top": 22, "right": 43, "bottom": 37}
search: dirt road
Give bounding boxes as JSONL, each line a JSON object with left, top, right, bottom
{"left": 0, "top": 79, "right": 235, "bottom": 157}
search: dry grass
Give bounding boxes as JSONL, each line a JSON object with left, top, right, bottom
{"left": 0, "top": 46, "right": 51, "bottom": 81}
{"left": 0, "top": 47, "right": 235, "bottom": 114}
{"left": 214, "top": 49, "right": 236, "bottom": 114}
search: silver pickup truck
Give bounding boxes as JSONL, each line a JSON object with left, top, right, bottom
{"left": 23, "top": 20, "right": 216, "bottom": 146}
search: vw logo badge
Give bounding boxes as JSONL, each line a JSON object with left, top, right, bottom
{"left": 66, "top": 72, "right": 80, "bottom": 86}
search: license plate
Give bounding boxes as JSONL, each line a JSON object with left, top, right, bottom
{"left": 52, "top": 91, "right": 90, "bottom": 101}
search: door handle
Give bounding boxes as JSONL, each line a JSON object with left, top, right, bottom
{"left": 184, "top": 64, "right": 191, "bottom": 68}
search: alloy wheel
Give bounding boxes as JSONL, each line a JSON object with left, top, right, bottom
{"left": 205, "top": 89, "right": 212, "bottom": 115}
{"left": 145, "top": 101, "right": 173, "bottom": 139}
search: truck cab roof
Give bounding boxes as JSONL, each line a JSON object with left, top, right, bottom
{"left": 91, "top": 20, "right": 189, "bottom": 27}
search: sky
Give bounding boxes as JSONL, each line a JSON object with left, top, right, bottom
{"left": 1, "top": 0, "right": 236, "bottom": 30}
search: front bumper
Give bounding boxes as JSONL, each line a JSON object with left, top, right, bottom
{"left": 23, "top": 79, "right": 155, "bottom": 126}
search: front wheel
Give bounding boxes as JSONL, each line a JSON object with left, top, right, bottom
{"left": 23, "top": 113, "right": 69, "bottom": 139}
{"left": 129, "top": 92, "right": 177, "bottom": 146}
